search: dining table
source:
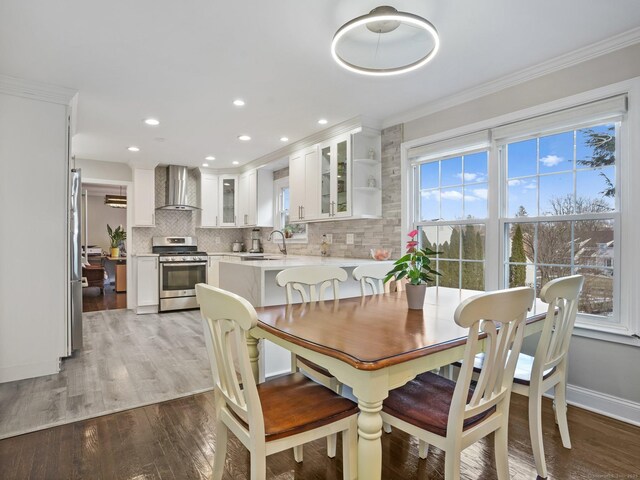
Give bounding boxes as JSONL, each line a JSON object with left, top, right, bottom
{"left": 249, "top": 286, "right": 548, "bottom": 480}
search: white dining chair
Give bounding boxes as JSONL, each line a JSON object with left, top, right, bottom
{"left": 275, "top": 267, "right": 348, "bottom": 389}
{"left": 511, "top": 274, "right": 584, "bottom": 479}
{"left": 352, "top": 263, "right": 392, "bottom": 296}
{"left": 276, "top": 265, "right": 348, "bottom": 304}
{"left": 275, "top": 265, "right": 348, "bottom": 456}
{"left": 380, "top": 287, "right": 535, "bottom": 480}
{"left": 196, "top": 283, "right": 358, "bottom": 480}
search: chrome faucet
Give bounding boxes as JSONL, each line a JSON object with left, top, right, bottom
{"left": 267, "top": 230, "right": 287, "bottom": 255}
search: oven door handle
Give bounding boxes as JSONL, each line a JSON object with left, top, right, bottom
{"left": 160, "top": 262, "right": 208, "bottom": 267}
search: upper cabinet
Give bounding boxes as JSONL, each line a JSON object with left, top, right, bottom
{"left": 319, "top": 134, "right": 351, "bottom": 219}
{"left": 289, "top": 145, "right": 319, "bottom": 222}
{"left": 219, "top": 174, "right": 238, "bottom": 227}
{"left": 288, "top": 129, "right": 381, "bottom": 223}
{"left": 238, "top": 169, "right": 274, "bottom": 227}
{"left": 133, "top": 168, "right": 156, "bottom": 227}
{"left": 197, "top": 170, "right": 219, "bottom": 228}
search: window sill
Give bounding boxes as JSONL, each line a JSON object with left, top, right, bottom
{"left": 573, "top": 324, "right": 640, "bottom": 347}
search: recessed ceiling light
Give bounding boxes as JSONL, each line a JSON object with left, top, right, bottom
{"left": 127, "top": 146, "right": 140, "bottom": 152}
{"left": 280, "top": 137, "right": 289, "bottom": 142}
{"left": 238, "top": 135, "right": 251, "bottom": 141}
{"left": 318, "top": 119, "right": 328, "bottom": 125}
{"left": 144, "top": 118, "right": 160, "bottom": 126}
{"left": 202, "top": 163, "right": 209, "bottom": 167}
{"left": 233, "top": 99, "right": 245, "bottom": 106}
{"left": 205, "top": 155, "right": 215, "bottom": 161}
{"left": 232, "top": 161, "right": 239, "bottom": 165}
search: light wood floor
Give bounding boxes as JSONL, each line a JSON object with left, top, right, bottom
{"left": 0, "top": 309, "right": 212, "bottom": 440}
{"left": 1, "top": 390, "right": 638, "bottom": 480}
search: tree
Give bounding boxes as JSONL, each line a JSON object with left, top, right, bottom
{"left": 576, "top": 126, "right": 615, "bottom": 197}
{"left": 509, "top": 225, "right": 526, "bottom": 287}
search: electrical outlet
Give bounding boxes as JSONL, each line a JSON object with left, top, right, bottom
{"left": 215, "top": 236, "right": 221, "bottom": 244}
{"left": 325, "top": 234, "right": 333, "bottom": 244}
{"left": 346, "top": 233, "right": 354, "bottom": 245}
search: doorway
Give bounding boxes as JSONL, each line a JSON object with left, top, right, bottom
{"left": 81, "top": 183, "right": 128, "bottom": 312}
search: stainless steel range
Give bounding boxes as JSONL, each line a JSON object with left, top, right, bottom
{"left": 152, "top": 236, "right": 208, "bottom": 312}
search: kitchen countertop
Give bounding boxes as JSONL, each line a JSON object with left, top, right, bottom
{"left": 218, "top": 254, "right": 393, "bottom": 271}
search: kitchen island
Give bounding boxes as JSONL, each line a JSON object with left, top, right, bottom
{"left": 218, "top": 255, "right": 391, "bottom": 307}
{"left": 217, "top": 255, "right": 393, "bottom": 380}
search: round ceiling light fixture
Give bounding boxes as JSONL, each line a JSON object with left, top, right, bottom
{"left": 331, "top": 5, "right": 440, "bottom": 77}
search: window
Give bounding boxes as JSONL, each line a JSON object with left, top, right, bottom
{"left": 413, "top": 150, "right": 489, "bottom": 291}
{"left": 501, "top": 122, "right": 618, "bottom": 323}
{"left": 274, "top": 177, "right": 307, "bottom": 242}
{"left": 405, "top": 91, "right": 634, "bottom": 339}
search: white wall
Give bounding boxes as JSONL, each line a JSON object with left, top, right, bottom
{"left": 400, "top": 44, "right": 640, "bottom": 418}
{"left": 75, "top": 157, "right": 132, "bottom": 182}
{"left": 0, "top": 91, "right": 69, "bottom": 382}
{"left": 85, "top": 194, "right": 127, "bottom": 252}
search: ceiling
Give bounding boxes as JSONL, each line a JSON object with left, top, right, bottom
{"left": 2, "top": 1, "right": 640, "bottom": 169}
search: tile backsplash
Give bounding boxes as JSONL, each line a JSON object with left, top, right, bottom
{"left": 132, "top": 124, "right": 403, "bottom": 256}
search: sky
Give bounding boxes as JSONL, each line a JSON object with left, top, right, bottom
{"left": 418, "top": 123, "right": 616, "bottom": 221}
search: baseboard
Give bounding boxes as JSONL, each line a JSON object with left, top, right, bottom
{"left": 544, "top": 384, "right": 640, "bottom": 427}
{"left": 0, "top": 359, "right": 60, "bottom": 383}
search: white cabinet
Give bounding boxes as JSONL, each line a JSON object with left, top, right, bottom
{"left": 238, "top": 170, "right": 254, "bottom": 227}
{"left": 287, "top": 130, "right": 381, "bottom": 223}
{"left": 133, "top": 168, "right": 156, "bottom": 226}
{"left": 319, "top": 134, "right": 351, "bottom": 219}
{"left": 136, "top": 256, "right": 159, "bottom": 314}
{"left": 197, "top": 171, "right": 219, "bottom": 228}
{"left": 238, "top": 169, "right": 274, "bottom": 227}
{"left": 289, "top": 145, "right": 319, "bottom": 222}
{"left": 219, "top": 174, "right": 238, "bottom": 227}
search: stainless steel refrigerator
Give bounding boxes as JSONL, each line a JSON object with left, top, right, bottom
{"left": 68, "top": 168, "right": 83, "bottom": 355}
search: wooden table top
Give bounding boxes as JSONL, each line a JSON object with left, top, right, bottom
{"left": 255, "top": 287, "right": 547, "bottom": 371}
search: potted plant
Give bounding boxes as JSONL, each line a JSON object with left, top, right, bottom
{"left": 107, "top": 224, "right": 126, "bottom": 258}
{"left": 385, "top": 229, "right": 441, "bottom": 309}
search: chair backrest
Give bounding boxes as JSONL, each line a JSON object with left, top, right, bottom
{"left": 196, "top": 284, "right": 265, "bottom": 438}
{"left": 450, "top": 287, "right": 535, "bottom": 433}
{"left": 276, "top": 266, "right": 348, "bottom": 304}
{"left": 534, "top": 275, "right": 584, "bottom": 377}
{"left": 352, "top": 263, "right": 391, "bottom": 296}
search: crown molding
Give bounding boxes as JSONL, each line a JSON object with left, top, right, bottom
{"left": 240, "top": 115, "right": 364, "bottom": 172}
{"left": 383, "top": 26, "right": 640, "bottom": 128}
{"left": 0, "top": 74, "right": 77, "bottom": 105}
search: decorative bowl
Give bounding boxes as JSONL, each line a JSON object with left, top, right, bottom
{"left": 370, "top": 248, "right": 392, "bottom": 261}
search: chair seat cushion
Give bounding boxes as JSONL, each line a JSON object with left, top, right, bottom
{"left": 256, "top": 373, "right": 358, "bottom": 441}
{"left": 297, "top": 356, "right": 334, "bottom": 379}
{"left": 382, "top": 372, "right": 495, "bottom": 437}
{"left": 512, "top": 353, "right": 556, "bottom": 386}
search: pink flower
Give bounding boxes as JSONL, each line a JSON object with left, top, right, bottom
{"left": 406, "top": 241, "right": 418, "bottom": 248}
{"left": 408, "top": 229, "right": 419, "bottom": 238}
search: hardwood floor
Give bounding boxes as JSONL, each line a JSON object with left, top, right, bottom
{"left": 0, "top": 309, "right": 212, "bottom": 440}
{"left": 1, "top": 391, "right": 637, "bottom": 480}
{"left": 82, "top": 283, "right": 127, "bottom": 313}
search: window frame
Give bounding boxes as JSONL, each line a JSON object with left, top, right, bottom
{"left": 273, "top": 176, "right": 308, "bottom": 243}
{"left": 401, "top": 77, "right": 640, "bottom": 346}
{"left": 412, "top": 148, "right": 491, "bottom": 291}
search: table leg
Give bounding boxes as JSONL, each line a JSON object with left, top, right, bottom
{"left": 246, "top": 334, "right": 260, "bottom": 384}
{"left": 357, "top": 399, "right": 383, "bottom": 480}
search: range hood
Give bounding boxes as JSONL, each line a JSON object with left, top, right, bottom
{"left": 156, "top": 165, "right": 200, "bottom": 211}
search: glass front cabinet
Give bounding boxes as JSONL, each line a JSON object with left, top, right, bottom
{"left": 318, "top": 134, "right": 351, "bottom": 219}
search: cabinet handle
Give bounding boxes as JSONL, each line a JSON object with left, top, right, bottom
{"left": 298, "top": 206, "right": 301, "bottom": 219}
{"left": 215, "top": 215, "right": 218, "bottom": 226}
{"left": 301, "top": 206, "right": 305, "bottom": 219}
{"left": 244, "top": 214, "right": 248, "bottom": 225}
{"left": 208, "top": 256, "right": 211, "bottom": 267}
